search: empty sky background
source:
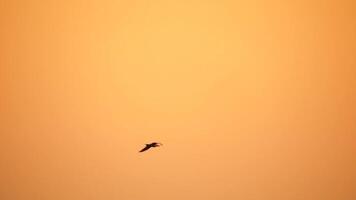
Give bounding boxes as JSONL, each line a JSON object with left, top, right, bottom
{"left": 1, "top": 0, "right": 355, "bottom": 200}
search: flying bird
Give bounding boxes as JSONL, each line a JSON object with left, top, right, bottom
{"left": 139, "top": 142, "right": 163, "bottom": 152}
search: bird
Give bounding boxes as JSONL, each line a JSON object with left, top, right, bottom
{"left": 139, "top": 142, "right": 163, "bottom": 152}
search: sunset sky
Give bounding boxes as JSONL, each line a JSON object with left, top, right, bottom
{"left": 1, "top": 0, "right": 355, "bottom": 200}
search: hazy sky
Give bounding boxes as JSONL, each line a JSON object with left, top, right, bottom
{"left": 1, "top": 0, "right": 355, "bottom": 200}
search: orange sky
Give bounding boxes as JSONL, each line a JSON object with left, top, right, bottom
{"left": 1, "top": 0, "right": 355, "bottom": 200}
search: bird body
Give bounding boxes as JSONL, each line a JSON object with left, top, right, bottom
{"left": 139, "top": 142, "right": 162, "bottom": 152}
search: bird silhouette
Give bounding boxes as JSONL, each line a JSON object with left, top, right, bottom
{"left": 139, "top": 142, "right": 162, "bottom": 152}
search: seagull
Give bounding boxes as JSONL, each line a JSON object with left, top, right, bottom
{"left": 139, "top": 142, "right": 163, "bottom": 152}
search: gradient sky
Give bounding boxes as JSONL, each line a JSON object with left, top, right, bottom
{"left": 1, "top": 0, "right": 355, "bottom": 200}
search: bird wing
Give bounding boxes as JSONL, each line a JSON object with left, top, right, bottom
{"left": 139, "top": 145, "right": 151, "bottom": 152}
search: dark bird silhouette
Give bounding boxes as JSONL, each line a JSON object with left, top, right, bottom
{"left": 139, "top": 142, "right": 162, "bottom": 152}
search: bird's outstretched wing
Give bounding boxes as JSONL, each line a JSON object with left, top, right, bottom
{"left": 139, "top": 145, "right": 151, "bottom": 152}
